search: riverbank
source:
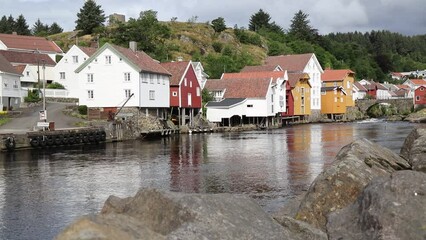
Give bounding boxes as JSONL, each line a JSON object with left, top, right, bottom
{"left": 56, "top": 126, "right": 426, "bottom": 239}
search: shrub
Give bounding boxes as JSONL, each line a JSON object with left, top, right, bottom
{"left": 212, "top": 41, "right": 223, "bottom": 53}
{"left": 47, "top": 82, "right": 65, "bottom": 89}
{"left": 24, "top": 89, "right": 41, "bottom": 103}
{"left": 78, "top": 105, "right": 88, "bottom": 115}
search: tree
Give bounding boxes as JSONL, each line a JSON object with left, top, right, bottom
{"left": 75, "top": 0, "right": 106, "bottom": 35}
{"left": 211, "top": 17, "right": 226, "bottom": 33}
{"left": 0, "top": 16, "right": 8, "bottom": 33}
{"left": 5, "top": 15, "right": 16, "bottom": 34}
{"left": 288, "top": 10, "right": 318, "bottom": 43}
{"left": 48, "top": 22, "right": 63, "bottom": 35}
{"left": 248, "top": 9, "right": 271, "bottom": 32}
{"left": 32, "top": 19, "right": 49, "bottom": 36}
{"left": 15, "top": 14, "right": 31, "bottom": 35}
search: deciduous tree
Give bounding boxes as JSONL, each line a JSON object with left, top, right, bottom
{"left": 211, "top": 17, "right": 226, "bottom": 33}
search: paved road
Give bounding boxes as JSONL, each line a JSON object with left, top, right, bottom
{"left": 0, "top": 102, "right": 83, "bottom": 134}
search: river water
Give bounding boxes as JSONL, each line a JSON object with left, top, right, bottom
{"left": 0, "top": 121, "right": 419, "bottom": 239}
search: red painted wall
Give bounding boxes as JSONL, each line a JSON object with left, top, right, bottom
{"left": 180, "top": 65, "right": 202, "bottom": 109}
{"left": 170, "top": 86, "right": 180, "bottom": 107}
{"left": 282, "top": 81, "right": 294, "bottom": 117}
{"left": 415, "top": 86, "right": 426, "bottom": 105}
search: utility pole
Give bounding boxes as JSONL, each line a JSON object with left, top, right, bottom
{"left": 42, "top": 60, "right": 46, "bottom": 122}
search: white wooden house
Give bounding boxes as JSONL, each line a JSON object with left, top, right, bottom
{"left": 54, "top": 45, "right": 96, "bottom": 98}
{"left": 0, "top": 54, "right": 21, "bottom": 110}
{"left": 75, "top": 43, "right": 171, "bottom": 118}
{"left": 192, "top": 61, "right": 209, "bottom": 89}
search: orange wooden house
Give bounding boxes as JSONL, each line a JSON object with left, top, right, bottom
{"left": 282, "top": 73, "right": 311, "bottom": 121}
{"left": 322, "top": 69, "right": 355, "bottom": 106}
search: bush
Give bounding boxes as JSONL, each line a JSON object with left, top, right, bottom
{"left": 24, "top": 89, "right": 41, "bottom": 103}
{"left": 78, "top": 105, "right": 88, "bottom": 115}
{"left": 47, "top": 82, "right": 65, "bottom": 89}
{"left": 212, "top": 42, "right": 223, "bottom": 53}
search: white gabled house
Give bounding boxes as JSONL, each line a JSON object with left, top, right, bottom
{"left": 191, "top": 61, "right": 209, "bottom": 89}
{"left": 54, "top": 45, "right": 96, "bottom": 98}
{"left": 0, "top": 54, "right": 22, "bottom": 110}
{"left": 75, "top": 43, "right": 171, "bottom": 119}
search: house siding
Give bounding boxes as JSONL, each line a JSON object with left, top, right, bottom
{"left": 179, "top": 66, "right": 202, "bottom": 109}
{"left": 414, "top": 86, "right": 426, "bottom": 105}
{"left": 0, "top": 73, "right": 21, "bottom": 110}
{"left": 303, "top": 57, "right": 322, "bottom": 110}
{"left": 321, "top": 89, "right": 346, "bottom": 114}
{"left": 170, "top": 85, "right": 180, "bottom": 107}
{"left": 292, "top": 79, "right": 311, "bottom": 116}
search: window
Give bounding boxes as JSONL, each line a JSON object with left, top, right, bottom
{"left": 60, "top": 72, "right": 65, "bottom": 79}
{"left": 141, "top": 73, "right": 148, "bottom": 83}
{"left": 271, "top": 94, "right": 274, "bottom": 102}
{"left": 13, "top": 80, "right": 18, "bottom": 88}
{"left": 157, "top": 75, "right": 160, "bottom": 84}
{"left": 94, "top": 58, "right": 98, "bottom": 63}
{"left": 416, "top": 96, "right": 420, "bottom": 101}
{"left": 125, "top": 89, "right": 131, "bottom": 98}
{"left": 334, "top": 89, "right": 337, "bottom": 95}
{"left": 72, "top": 56, "right": 78, "bottom": 63}
{"left": 333, "top": 82, "right": 338, "bottom": 87}
{"left": 105, "top": 55, "right": 111, "bottom": 64}
{"left": 321, "top": 90, "right": 326, "bottom": 95}
{"left": 150, "top": 74, "right": 154, "bottom": 84}
{"left": 3, "top": 82, "right": 7, "bottom": 88}
{"left": 88, "top": 90, "right": 94, "bottom": 99}
{"left": 341, "top": 97, "right": 343, "bottom": 102}
{"left": 184, "top": 78, "right": 187, "bottom": 86}
{"left": 196, "top": 87, "right": 200, "bottom": 97}
{"left": 26, "top": 71, "right": 30, "bottom": 76}
{"left": 172, "top": 91, "right": 178, "bottom": 97}
{"left": 87, "top": 73, "right": 94, "bottom": 83}
{"left": 190, "top": 81, "right": 192, "bottom": 88}
{"left": 347, "top": 81, "right": 350, "bottom": 88}
{"left": 334, "top": 97, "right": 337, "bottom": 103}
{"left": 149, "top": 90, "right": 155, "bottom": 100}
{"left": 247, "top": 104, "right": 253, "bottom": 108}
{"left": 162, "top": 76, "right": 166, "bottom": 85}
{"left": 124, "top": 72, "right": 131, "bottom": 82}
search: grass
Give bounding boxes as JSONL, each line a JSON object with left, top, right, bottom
{"left": 0, "top": 117, "right": 10, "bottom": 126}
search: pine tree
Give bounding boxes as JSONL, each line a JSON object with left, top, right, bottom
{"left": 0, "top": 16, "right": 8, "bottom": 33}
{"left": 15, "top": 14, "right": 31, "bottom": 35}
{"left": 288, "top": 10, "right": 318, "bottom": 43}
{"left": 32, "top": 19, "right": 49, "bottom": 36}
{"left": 48, "top": 22, "right": 63, "bottom": 35}
{"left": 6, "top": 15, "right": 15, "bottom": 34}
{"left": 75, "top": 0, "right": 106, "bottom": 35}
{"left": 248, "top": 9, "right": 271, "bottom": 32}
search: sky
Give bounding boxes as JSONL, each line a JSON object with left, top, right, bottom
{"left": 1, "top": 0, "right": 425, "bottom": 35}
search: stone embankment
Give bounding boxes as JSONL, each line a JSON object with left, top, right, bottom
{"left": 57, "top": 127, "right": 426, "bottom": 240}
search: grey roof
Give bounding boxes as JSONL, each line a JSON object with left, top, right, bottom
{"left": 205, "top": 98, "right": 246, "bottom": 108}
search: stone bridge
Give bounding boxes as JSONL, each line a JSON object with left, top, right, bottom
{"left": 356, "top": 99, "right": 413, "bottom": 114}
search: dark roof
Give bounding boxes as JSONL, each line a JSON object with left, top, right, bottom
{"left": 205, "top": 98, "right": 246, "bottom": 107}
{"left": 354, "top": 81, "right": 367, "bottom": 91}
{"left": 160, "top": 61, "right": 190, "bottom": 85}
{"left": 240, "top": 65, "right": 281, "bottom": 72}
{"left": 0, "top": 50, "right": 56, "bottom": 66}
{"left": 288, "top": 73, "right": 310, "bottom": 88}
{"left": 79, "top": 46, "right": 97, "bottom": 57}
{"left": 0, "top": 54, "right": 20, "bottom": 75}
{"left": 205, "top": 79, "right": 225, "bottom": 91}
{"left": 0, "top": 33, "right": 63, "bottom": 53}
{"left": 265, "top": 53, "right": 314, "bottom": 72}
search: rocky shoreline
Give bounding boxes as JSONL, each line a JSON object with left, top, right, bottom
{"left": 57, "top": 127, "right": 426, "bottom": 239}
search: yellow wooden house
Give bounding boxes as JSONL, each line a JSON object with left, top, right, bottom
{"left": 322, "top": 69, "right": 355, "bottom": 106}
{"left": 320, "top": 86, "right": 347, "bottom": 119}
{"left": 287, "top": 73, "right": 311, "bottom": 118}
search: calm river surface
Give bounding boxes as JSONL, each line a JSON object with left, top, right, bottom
{"left": 0, "top": 121, "right": 420, "bottom": 239}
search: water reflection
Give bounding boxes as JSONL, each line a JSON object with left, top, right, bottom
{"left": 0, "top": 122, "right": 420, "bottom": 239}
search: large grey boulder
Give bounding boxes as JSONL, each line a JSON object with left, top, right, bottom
{"left": 57, "top": 189, "right": 295, "bottom": 240}
{"left": 327, "top": 170, "right": 426, "bottom": 240}
{"left": 273, "top": 215, "right": 327, "bottom": 240}
{"left": 400, "top": 127, "right": 426, "bottom": 172}
{"left": 295, "top": 139, "right": 411, "bottom": 231}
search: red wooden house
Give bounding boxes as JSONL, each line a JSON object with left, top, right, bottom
{"left": 414, "top": 85, "right": 426, "bottom": 106}
{"left": 160, "top": 61, "right": 202, "bottom": 126}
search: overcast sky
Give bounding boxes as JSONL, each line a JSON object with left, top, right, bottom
{"left": 2, "top": 0, "right": 425, "bottom": 35}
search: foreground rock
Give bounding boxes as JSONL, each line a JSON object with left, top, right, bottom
{"left": 295, "top": 139, "right": 411, "bottom": 231}
{"left": 327, "top": 170, "right": 426, "bottom": 240}
{"left": 400, "top": 127, "right": 426, "bottom": 172}
{"left": 57, "top": 189, "right": 296, "bottom": 240}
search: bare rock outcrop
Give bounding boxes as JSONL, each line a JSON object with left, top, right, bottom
{"left": 295, "top": 138, "right": 411, "bottom": 231}
{"left": 400, "top": 127, "right": 426, "bottom": 172}
{"left": 327, "top": 170, "right": 426, "bottom": 240}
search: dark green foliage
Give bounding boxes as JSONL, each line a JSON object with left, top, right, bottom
{"left": 48, "top": 22, "right": 63, "bottom": 35}
{"left": 211, "top": 17, "right": 226, "bottom": 33}
{"left": 78, "top": 105, "right": 88, "bottom": 115}
{"left": 47, "top": 82, "right": 65, "bottom": 89}
{"left": 366, "top": 103, "right": 397, "bottom": 118}
{"left": 202, "top": 88, "right": 214, "bottom": 116}
{"left": 14, "top": 15, "right": 31, "bottom": 35}
{"left": 24, "top": 89, "right": 41, "bottom": 103}
{"left": 202, "top": 50, "right": 257, "bottom": 79}
{"left": 75, "top": 0, "right": 106, "bottom": 35}
{"left": 288, "top": 10, "right": 318, "bottom": 43}
{"left": 234, "top": 26, "right": 262, "bottom": 47}
{"left": 212, "top": 41, "right": 223, "bottom": 53}
{"left": 32, "top": 19, "right": 49, "bottom": 36}
{"left": 249, "top": 9, "right": 271, "bottom": 32}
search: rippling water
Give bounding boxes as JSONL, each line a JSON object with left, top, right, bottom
{"left": 0, "top": 121, "right": 419, "bottom": 239}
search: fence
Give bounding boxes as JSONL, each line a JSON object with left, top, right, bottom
{"left": 21, "top": 87, "right": 70, "bottom": 99}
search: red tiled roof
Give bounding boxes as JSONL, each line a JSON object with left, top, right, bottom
{"left": 113, "top": 45, "right": 170, "bottom": 75}
{"left": 0, "top": 54, "right": 20, "bottom": 75}
{"left": 240, "top": 65, "right": 281, "bottom": 72}
{"left": 409, "top": 79, "right": 426, "bottom": 85}
{"left": 221, "top": 71, "right": 285, "bottom": 84}
{"left": 160, "top": 61, "right": 190, "bottom": 85}
{"left": 14, "top": 64, "right": 26, "bottom": 74}
{"left": 391, "top": 72, "right": 404, "bottom": 77}
{"left": 354, "top": 81, "right": 367, "bottom": 91}
{"left": 0, "top": 50, "right": 56, "bottom": 66}
{"left": 79, "top": 46, "right": 97, "bottom": 57}
{"left": 265, "top": 53, "right": 314, "bottom": 72}
{"left": 0, "top": 33, "right": 63, "bottom": 53}
{"left": 205, "top": 78, "right": 271, "bottom": 98}
{"left": 397, "top": 84, "right": 409, "bottom": 89}
{"left": 322, "top": 69, "right": 355, "bottom": 82}
{"left": 288, "top": 73, "right": 310, "bottom": 88}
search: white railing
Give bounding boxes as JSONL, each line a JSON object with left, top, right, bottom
{"left": 21, "top": 87, "right": 70, "bottom": 98}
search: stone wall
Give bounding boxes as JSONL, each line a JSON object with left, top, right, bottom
{"left": 356, "top": 99, "right": 413, "bottom": 115}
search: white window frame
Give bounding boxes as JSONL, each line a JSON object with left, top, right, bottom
{"left": 60, "top": 72, "right": 65, "bottom": 80}
{"left": 190, "top": 80, "right": 192, "bottom": 88}
{"left": 172, "top": 91, "right": 178, "bottom": 97}
{"left": 105, "top": 55, "right": 111, "bottom": 64}
{"left": 157, "top": 75, "right": 160, "bottom": 84}
{"left": 150, "top": 74, "right": 154, "bottom": 84}
{"left": 87, "top": 73, "right": 94, "bottom": 83}
{"left": 416, "top": 96, "right": 420, "bottom": 101}
{"left": 87, "top": 90, "right": 94, "bottom": 99}
{"left": 72, "top": 55, "right": 78, "bottom": 63}
{"left": 184, "top": 78, "right": 187, "bottom": 86}
{"left": 196, "top": 87, "right": 200, "bottom": 97}
{"left": 124, "top": 72, "right": 131, "bottom": 82}
{"left": 125, "top": 89, "right": 131, "bottom": 98}
{"left": 149, "top": 90, "right": 155, "bottom": 100}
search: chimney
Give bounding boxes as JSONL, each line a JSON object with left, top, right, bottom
{"left": 129, "top": 41, "right": 137, "bottom": 52}
{"left": 12, "top": 32, "right": 17, "bottom": 35}
{"left": 177, "top": 56, "right": 183, "bottom": 62}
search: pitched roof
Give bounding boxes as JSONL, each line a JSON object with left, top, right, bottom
{"left": 14, "top": 64, "right": 26, "bottom": 74}
{"left": 112, "top": 44, "right": 170, "bottom": 75}
{"left": 288, "top": 73, "right": 310, "bottom": 88}
{"left": 396, "top": 84, "right": 409, "bottom": 89}
{"left": 160, "top": 61, "right": 190, "bottom": 85}
{"left": 394, "top": 89, "right": 408, "bottom": 97}
{"left": 240, "top": 65, "right": 281, "bottom": 72}
{"left": 79, "top": 46, "right": 97, "bottom": 57}
{"left": 0, "top": 33, "right": 63, "bottom": 53}
{"left": 0, "top": 50, "right": 56, "bottom": 66}
{"left": 353, "top": 81, "right": 367, "bottom": 92}
{"left": 205, "top": 98, "right": 246, "bottom": 107}
{"left": 322, "top": 69, "right": 354, "bottom": 82}
{"left": 376, "top": 83, "right": 388, "bottom": 90}
{"left": 409, "top": 79, "right": 426, "bottom": 85}
{"left": 205, "top": 78, "right": 271, "bottom": 98}
{"left": 0, "top": 54, "right": 20, "bottom": 75}
{"left": 221, "top": 71, "right": 285, "bottom": 84}
{"left": 265, "top": 53, "right": 314, "bottom": 72}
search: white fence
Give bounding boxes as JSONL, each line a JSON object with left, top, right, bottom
{"left": 21, "top": 87, "right": 70, "bottom": 99}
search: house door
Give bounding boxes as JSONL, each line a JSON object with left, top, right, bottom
{"left": 188, "top": 93, "right": 192, "bottom": 106}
